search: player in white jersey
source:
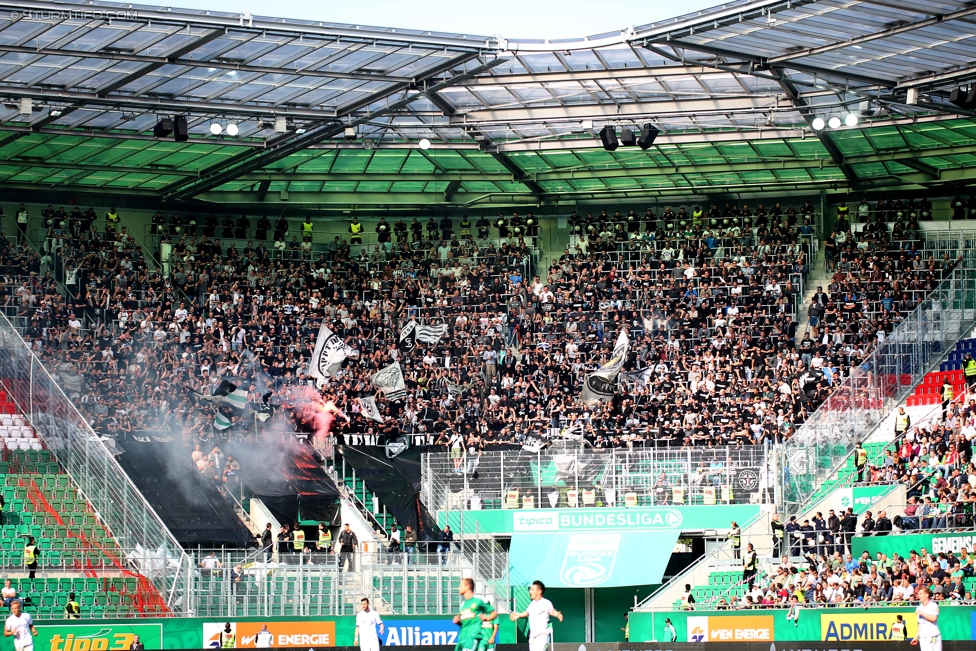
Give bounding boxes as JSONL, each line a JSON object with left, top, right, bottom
{"left": 912, "top": 588, "right": 940, "bottom": 651}
{"left": 355, "top": 597, "right": 385, "bottom": 651}
{"left": 510, "top": 581, "right": 563, "bottom": 651}
{"left": 4, "top": 601, "right": 37, "bottom": 651}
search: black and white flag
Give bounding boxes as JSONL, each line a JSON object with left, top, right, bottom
{"left": 372, "top": 361, "right": 406, "bottom": 401}
{"left": 417, "top": 323, "right": 448, "bottom": 344}
{"left": 580, "top": 330, "right": 629, "bottom": 406}
{"left": 398, "top": 321, "right": 418, "bottom": 354}
{"left": 399, "top": 321, "right": 448, "bottom": 354}
{"left": 358, "top": 396, "right": 385, "bottom": 423}
{"left": 620, "top": 367, "right": 654, "bottom": 389}
{"left": 188, "top": 380, "right": 248, "bottom": 410}
{"left": 308, "top": 323, "right": 356, "bottom": 379}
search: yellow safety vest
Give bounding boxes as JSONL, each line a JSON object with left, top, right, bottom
{"left": 965, "top": 359, "right": 976, "bottom": 377}
{"left": 66, "top": 601, "right": 80, "bottom": 619}
{"left": 221, "top": 633, "right": 236, "bottom": 648}
{"left": 302, "top": 221, "right": 313, "bottom": 235}
{"left": 24, "top": 546, "right": 36, "bottom": 564}
{"left": 319, "top": 529, "right": 332, "bottom": 544}
{"left": 106, "top": 211, "right": 119, "bottom": 223}
{"left": 891, "top": 622, "right": 905, "bottom": 640}
{"left": 895, "top": 414, "right": 909, "bottom": 431}
{"left": 943, "top": 385, "right": 954, "bottom": 401}
{"left": 349, "top": 222, "right": 362, "bottom": 234}
{"left": 293, "top": 530, "right": 305, "bottom": 550}
{"left": 855, "top": 448, "right": 867, "bottom": 466}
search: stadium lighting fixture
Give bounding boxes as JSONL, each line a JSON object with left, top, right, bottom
{"left": 844, "top": 113, "right": 858, "bottom": 127}
{"left": 811, "top": 117, "right": 825, "bottom": 130}
{"left": 209, "top": 122, "right": 223, "bottom": 135}
{"left": 418, "top": 138, "right": 432, "bottom": 150}
{"left": 226, "top": 123, "right": 240, "bottom": 136}
{"left": 828, "top": 116, "right": 842, "bottom": 129}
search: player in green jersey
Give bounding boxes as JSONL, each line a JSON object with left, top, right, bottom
{"left": 453, "top": 578, "right": 497, "bottom": 651}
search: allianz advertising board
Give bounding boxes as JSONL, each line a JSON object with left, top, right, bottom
{"left": 381, "top": 620, "right": 461, "bottom": 646}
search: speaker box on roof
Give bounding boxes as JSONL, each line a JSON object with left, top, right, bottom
{"left": 637, "top": 124, "right": 660, "bottom": 150}
{"left": 600, "top": 125, "right": 618, "bottom": 151}
{"left": 173, "top": 115, "right": 189, "bottom": 142}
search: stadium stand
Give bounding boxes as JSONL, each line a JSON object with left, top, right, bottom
{"left": 6, "top": 0, "right": 976, "bottom": 637}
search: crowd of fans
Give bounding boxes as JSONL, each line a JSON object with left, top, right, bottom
{"left": 0, "top": 195, "right": 962, "bottom": 459}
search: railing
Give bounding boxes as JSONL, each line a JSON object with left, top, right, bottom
{"left": 183, "top": 549, "right": 507, "bottom": 617}
{"left": 422, "top": 447, "right": 778, "bottom": 514}
{"left": 0, "top": 312, "right": 190, "bottom": 613}
{"left": 780, "top": 266, "right": 976, "bottom": 518}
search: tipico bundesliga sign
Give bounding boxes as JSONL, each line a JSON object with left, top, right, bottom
{"left": 440, "top": 504, "right": 761, "bottom": 534}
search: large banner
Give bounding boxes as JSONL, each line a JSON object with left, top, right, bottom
{"left": 628, "top": 606, "right": 976, "bottom": 644}
{"left": 853, "top": 529, "right": 976, "bottom": 559}
{"left": 510, "top": 531, "right": 679, "bottom": 588}
{"left": 439, "top": 504, "right": 762, "bottom": 534}
{"left": 16, "top": 616, "right": 516, "bottom": 650}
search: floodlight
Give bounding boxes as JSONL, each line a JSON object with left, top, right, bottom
{"left": 418, "top": 138, "right": 432, "bottom": 150}
{"left": 828, "top": 116, "right": 841, "bottom": 129}
{"left": 811, "top": 117, "right": 825, "bottom": 130}
{"left": 226, "top": 123, "right": 239, "bottom": 136}
{"left": 210, "top": 122, "right": 222, "bottom": 135}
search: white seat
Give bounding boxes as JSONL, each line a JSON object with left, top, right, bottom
{"left": 17, "top": 427, "right": 32, "bottom": 437}
{"left": 29, "top": 439, "right": 42, "bottom": 450}
{"left": 12, "top": 417, "right": 26, "bottom": 426}
{"left": 16, "top": 439, "right": 29, "bottom": 450}
{"left": 1, "top": 417, "right": 13, "bottom": 426}
{"left": 10, "top": 429, "right": 21, "bottom": 439}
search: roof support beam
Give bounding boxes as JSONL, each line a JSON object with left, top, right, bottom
{"left": 161, "top": 53, "right": 505, "bottom": 201}
{"left": 767, "top": 5, "right": 976, "bottom": 66}
{"left": 443, "top": 180, "right": 462, "bottom": 201}
{"left": 426, "top": 91, "right": 457, "bottom": 117}
{"left": 777, "top": 77, "right": 858, "bottom": 184}
{"left": 25, "top": 30, "right": 225, "bottom": 133}
{"left": 488, "top": 151, "right": 545, "bottom": 196}
{"left": 897, "top": 159, "right": 940, "bottom": 178}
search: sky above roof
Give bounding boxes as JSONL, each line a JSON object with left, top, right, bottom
{"left": 158, "top": 0, "right": 721, "bottom": 40}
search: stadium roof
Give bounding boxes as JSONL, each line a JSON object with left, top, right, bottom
{"left": 0, "top": 0, "right": 975, "bottom": 209}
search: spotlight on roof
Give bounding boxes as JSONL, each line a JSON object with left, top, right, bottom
{"left": 599, "top": 125, "right": 619, "bottom": 151}
{"left": 209, "top": 122, "right": 223, "bottom": 135}
{"left": 811, "top": 117, "right": 825, "bottom": 131}
{"left": 828, "top": 116, "right": 842, "bottom": 129}
{"left": 343, "top": 126, "right": 356, "bottom": 141}
{"left": 295, "top": 128, "right": 307, "bottom": 135}
{"left": 49, "top": 109, "right": 63, "bottom": 118}
{"left": 274, "top": 116, "right": 287, "bottom": 133}
{"left": 844, "top": 113, "right": 859, "bottom": 127}
{"left": 418, "top": 138, "right": 432, "bottom": 150}
{"left": 226, "top": 123, "right": 239, "bottom": 136}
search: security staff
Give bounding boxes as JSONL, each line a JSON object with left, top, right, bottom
{"left": 220, "top": 623, "right": 235, "bottom": 648}
{"left": 964, "top": 353, "right": 976, "bottom": 389}
{"left": 293, "top": 525, "right": 306, "bottom": 553}
{"left": 393, "top": 218, "right": 407, "bottom": 243}
{"left": 729, "top": 521, "right": 742, "bottom": 559}
{"left": 839, "top": 508, "right": 858, "bottom": 554}
{"left": 894, "top": 407, "right": 911, "bottom": 436}
{"left": 24, "top": 537, "right": 39, "bottom": 579}
{"left": 742, "top": 543, "right": 759, "bottom": 589}
{"left": 348, "top": 216, "right": 363, "bottom": 244}
{"left": 105, "top": 207, "right": 120, "bottom": 233}
{"left": 459, "top": 215, "right": 471, "bottom": 239}
{"left": 854, "top": 442, "right": 868, "bottom": 483}
{"left": 941, "top": 378, "right": 954, "bottom": 418}
{"left": 302, "top": 216, "right": 314, "bottom": 239}
{"left": 891, "top": 614, "right": 907, "bottom": 640}
{"left": 476, "top": 214, "right": 491, "bottom": 239}
{"left": 317, "top": 523, "right": 332, "bottom": 552}
{"left": 64, "top": 592, "right": 80, "bottom": 619}
{"left": 376, "top": 217, "right": 390, "bottom": 243}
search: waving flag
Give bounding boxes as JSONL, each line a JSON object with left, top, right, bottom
{"left": 580, "top": 330, "right": 629, "bottom": 406}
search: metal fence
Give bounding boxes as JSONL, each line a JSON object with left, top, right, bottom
{"left": 183, "top": 549, "right": 508, "bottom": 617}
{"left": 0, "top": 313, "right": 190, "bottom": 613}
{"left": 422, "top": 446, "right": 777, "bottom": 513}
{"left": 781, "top": 266, "right": 976, "bottom": 517}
